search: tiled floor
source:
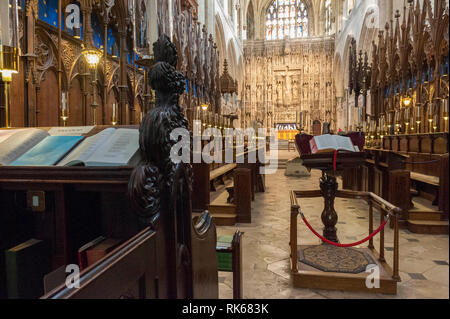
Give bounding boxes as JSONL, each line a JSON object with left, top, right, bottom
{"left": 217, "top": 151, "right": 449, "bottom": 299}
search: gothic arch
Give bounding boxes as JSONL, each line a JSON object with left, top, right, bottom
{"left": 215, "top": 14, "right": 227, "bottom": 71}
{"left": 246, "top": 0, "right": 256, "bottom": 40}
{"left": 34, "top": 27, "right": 69, "bottom": 92}
{"left": 358, "top": 5, "right": 379, "bottom": 60}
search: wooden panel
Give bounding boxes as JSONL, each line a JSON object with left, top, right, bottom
{"left": 421, "top": 137, "right": 432, "bottom": 153}
{"left": 37, "top": 70, "right": 59, "bottom": 127}
{"left": 388, "top": 170, "right": 411, "bottom": 220}
{"left": 409, "top": 136, "right": 420, "bottom": 152}
{"left": 192, "top": 163, "right": 210, "bottom": 211}
{"left": 68, "top": 77, "right": 83, "bottom": 126}
{"left": 191, "top": 213, "right": 218, "bottom": 299}
{"left": 439, "top": 154, "right": 449, "bottom": 220}
{"left": 42, "top": 229, "right": 157, "bottom": 299}
{"left": 392, "top": 137, "right": 399, "bottom": 152}
{"left": 234, "top": 168, "right": 252, "bottom": 223}
{"left": 399, "top": 136, "right": 408, "bottom": 152}
{"left": 434, "top": 136, "right": 448, "bottom": 154}
{"left": 10, "top": 60, "right": 25, "bottom": 127}
{"left": 133, "top": 98, "right": 142, "bottom": 125}
{"left": 383, "top": 137, "right": 391, "bottom": 150}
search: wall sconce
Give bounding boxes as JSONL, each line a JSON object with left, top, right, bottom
{"left": 201, "top": 103, "right": 209, "bottom": 111}
{"left": 82, "top": 46, "right": 102, "bottom": 125}
{"left": 82, "top": 48, "right": 102, "bottom": 69}
{"left": 403, "top": 96, "right": 412, "bottom": 108}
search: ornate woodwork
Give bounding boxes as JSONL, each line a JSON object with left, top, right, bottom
{"left": 359, "top": 0, "right": 449, "bottom": 135}
{"left": 1, "top": 0, "right": 222, "bottom": 129}
{"left": 244, "top": 38, "right": 335, "bottom": 132}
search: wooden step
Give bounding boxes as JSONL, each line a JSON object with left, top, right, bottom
{"left": 409, "top": 198, "right": 441, "bottom": 221}
{"left": 208, "top": 203, "right": 236, "bottom": 215}
{"left": 408, "top": 220, "right": 449, "bottom": 235}
{"left": 210, "top": 213, "right": 237, "bottom": 226}
{"left": 410, "top": 188, "right": 419, "bottom": 196}
{"left": 409, "top": 210, "right": 443, "bottom": 221}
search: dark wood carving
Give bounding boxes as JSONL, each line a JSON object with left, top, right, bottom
{"left": 128, "top": 35, "right": 194, "bottom": 299}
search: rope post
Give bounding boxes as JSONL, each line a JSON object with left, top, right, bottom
{"left": 368, "top": 199, "right": 374, "bottom": 250}
{"left": 290, "top": 205, "right": 299, "bottom": 274}
{"left": 393, "top": 211, "right": 401, "bottom": 281}
{"left": 379, "top": 212, "right": 386, "bottom": 263}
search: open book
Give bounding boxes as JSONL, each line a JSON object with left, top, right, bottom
{"left": 0, "top": 129, "right": 52, "bottom": 166}
{"left": 310, "top": 134, "right": 359, "bottom": 154}
{"left": 57, "top": 128, "right": 141, "bottom": 167}
{"left": 10, "top": 136, "right": 84, "bottom": 166}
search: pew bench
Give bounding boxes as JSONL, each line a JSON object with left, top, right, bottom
{"left": 410, "top": 169, "right": 441, "bottom": 206}
{"left": 210, "top": 163, "right": 237, "bottom": 191}
{"left": 410, "top": 172, "right": 440, "bottom": 186}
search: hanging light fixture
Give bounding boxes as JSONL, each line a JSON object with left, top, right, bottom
{"left": 82, "top": 47, "right": 103, "bottom": 69}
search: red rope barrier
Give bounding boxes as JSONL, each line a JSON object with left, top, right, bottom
{"left": 300, "top": 214, "right": 388, "bottom": 248}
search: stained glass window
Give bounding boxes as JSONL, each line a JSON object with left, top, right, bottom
{"left": 265, "top": 0, "right": 309, "bottom": 40}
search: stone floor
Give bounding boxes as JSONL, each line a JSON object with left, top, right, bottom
{"left": 217, "top": 151, "right": 449, "bottom": 299}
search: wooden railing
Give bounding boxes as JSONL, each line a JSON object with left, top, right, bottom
{"left": 290, "top": 190, "right": 402, "bottom": 282}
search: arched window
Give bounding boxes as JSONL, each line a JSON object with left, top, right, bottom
{"left": 265, "top": 0, "right": 309, "bottom": 40}
{"left": 325, "top": 0, "right": 332, "bottom": 35}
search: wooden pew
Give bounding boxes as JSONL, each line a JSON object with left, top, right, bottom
{"left": 0, "top": 165, "right": 220, "bottom": 299}
{"left": 42, "top": 211, "right": 219, "bottom": 299}
{"left": 344, "top": 147, "right": 449, "bottom": 234}
{"left": 42, "top": 228, "right": 158, "bottom": 299}
{"left": 217, "top": 231, "right": 243, "bottom": 299}
{"left": 192, "top": 143, "right": 264, "bottom": 226}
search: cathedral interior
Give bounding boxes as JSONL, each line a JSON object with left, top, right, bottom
{"left": 0, "top": 0, "right": 448, "bottom": 301}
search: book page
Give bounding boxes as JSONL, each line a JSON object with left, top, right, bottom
{"left": 57, "top": 128, "right": 116, "bottom": 166}
{"left": 0, "top": 129, "right": 49, "bottom": 165}
{"left": 334, "top": 135, "right": 356, "bottom": 152}
{"left": 0, "top": 129, "right": 29, "bottom": 144}
{"left": 314, "top": 135, "right": 338, "bottom": 151}
{"left": 48, "top": 126, "right": 95, "bottom": 136}
{"left": 10, "top": 136, "right": 84, "bottom": 166}
{"left": 86, "top": 129, "right": 139, "bottom": 166}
